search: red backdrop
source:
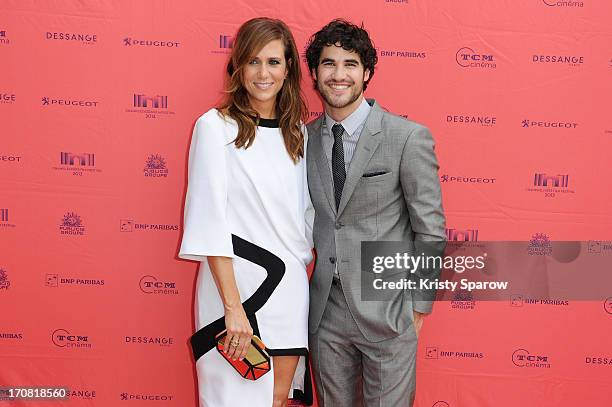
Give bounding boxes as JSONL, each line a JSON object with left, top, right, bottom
{"left": 1, "top": 1, "right": 611, "bottom": 406}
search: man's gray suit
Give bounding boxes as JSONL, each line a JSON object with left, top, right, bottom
{"left": 306, "top": 100, "right": 446, "bottom": 406}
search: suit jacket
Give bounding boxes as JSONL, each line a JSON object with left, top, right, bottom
{"left": 306, "top": 99, "right": 446, "bottom": 342}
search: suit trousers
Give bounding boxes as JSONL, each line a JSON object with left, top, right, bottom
{"left": 309, "top": 278, "right": 418, "bottom": 407}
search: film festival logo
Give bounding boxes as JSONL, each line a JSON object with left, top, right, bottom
{"left": 440, "top": 175, "right": 496, "bottom": 185}
{"left": 451, "top": 289, "right": 476, "bottom": 310}
{"left": 0, "top": 208, "right": 16, "bottom": 229}
{"left": 527, "top": 233, "right": 552, "bottom": 256}
{"left": 45, "top": 273, "right": 105, "bottom": 288}
{"left": 120, "top": 393, "right": 174, "bottom": 402}
{"left": 53, "top": 152, "right": 101, "bottom": 176}
{"left": 543, "top": 0, "right": 584, "bottom": 8}
{"left": 119, "top": 219, "right": 179, "bottom": 232}
{"left": 512, "top": 349, "right": 551, "bottom": 368}
{"left": 45, "top": 31, "right": 97, "bottom": 44}
{"left": 212, "top": 35, "right": 234, "bottom": 55}
{"left": 52, "top": 329, "right": 92, "bottom": 349}
{"left": 526, "top": 172, "right": 575, "bottom": 197}
{"left": 0, "top": 29, "right": 10, "bottom": 45}
{"left": 139, "top": 275, "right": 179, "bottom": 295}
{"left": 59, "top": 212, "right": 85, "bottom": 236}
{"left": 455, "top": 47, "right": 496, "bottom": 69}
{"left": 0, "top": 92, "right": 16, "bottom": 104}
{"left": 425, "top": 346, "right": 484, "bottom": 360}
{"left": 144, "top": 154, "right": 169, "bottom": 178}
{"left": 123, "top": 37, "right": 180, "bottom": 48}
{"left": 521, "top": 119, "right": 578, "bottom": 129}
{"left": 126, "top": 94, "right": 175, "bottom": 119}
{"left": 446, "top": 114, "right": 497, "bottom": 127}
{"left": 41, "top": 97, "right": 99, "bottom": 108}
{"left": 0, "top": 268, "right": 10, "bottom": 290}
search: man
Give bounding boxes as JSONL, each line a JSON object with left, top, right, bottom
{"left": 305, "top": 20, "right": 446, "bottom": 406}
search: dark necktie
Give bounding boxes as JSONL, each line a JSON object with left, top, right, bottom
{"left": 331, "top": 123, "right": 346, "bottom": 210}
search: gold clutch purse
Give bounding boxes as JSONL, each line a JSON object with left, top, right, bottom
{"left": 215, "top": 330, "right": 271, "bottom": 380}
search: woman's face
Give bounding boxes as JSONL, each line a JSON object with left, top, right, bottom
{"left": 242, "top": 39, "right": 288, "bottom": 117}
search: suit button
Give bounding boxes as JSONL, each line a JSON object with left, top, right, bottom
{"left": 329, "top": 257, "right": 336, "bottom": 264}
{"left": 334, "top": 222, "right": 343, "bottom": 230}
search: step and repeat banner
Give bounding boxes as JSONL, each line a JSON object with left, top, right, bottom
{"left": 1, "top": 0, "right": 611, "bottom": 406}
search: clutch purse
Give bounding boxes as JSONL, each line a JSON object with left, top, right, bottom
{"left": 215, "top": 330, "right": 271, "bottom": 380}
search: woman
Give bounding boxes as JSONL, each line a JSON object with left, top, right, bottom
{"left": 179, "top": 18, "right": 313, "bottom": 407}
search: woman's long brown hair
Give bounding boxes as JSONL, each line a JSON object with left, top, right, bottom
{"left": 218, "top": 18, "right": 307, "bottom": 163}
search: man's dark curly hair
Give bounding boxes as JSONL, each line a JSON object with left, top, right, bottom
{"left": 305, "top": 19, "right": 378, "bottom": 90}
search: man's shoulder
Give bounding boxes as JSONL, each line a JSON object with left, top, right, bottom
{"left": 378, "top": 107, "right": 427, "bottom": 133}
{"left": 306, "top": 113, "right": 325, "bottom": 135}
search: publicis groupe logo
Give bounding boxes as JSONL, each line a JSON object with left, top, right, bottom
{"left": 456, "top": 47, "right": 496, "bottom": 69}
{"left": 0, "top": 154, "right": 21, "bottom": 164}
{"left": 45, "top": 31, "right": 97, "bottom": 44}
{"left": 53, "top": 152, "right": 101, "bottom": 176}
{"left": 510, "top": 293, "right": 569, "bottom": 307}
{"left": 451, "top": 289, "right": 476, "bottom": 310}
{"left": 446, "top": 114, "right": 496, "bottom": 127}
{"left": 527, "top": 233, "right": 552, "bottom": 256}
{"left": 120, "top": 392, "right": 174, "bottom": 401}
{"left": 526, "top": 172, "right": 575, "bottom": 197}
{"left": 125, "top": 335, "right": 175, "bottom": 347}
{"left": 522, "top": 119, "right": 578, "bottom": 129}
{"left": 0, "top": 92, "right": 16, "bottom": 104}
{"left": 144, "top": 154, "right": 168, "bottom": 178}
{"left": 125, "top": 94, "right": 175, "bottom": 118}
{"left": 42, "top": 97, "right": 98, "bottom": 108}
{"left": 120, "top": 219, "right": 179, "bottom": 232}
{"left": 0, "top": 30, "right": 10, "bottom": 45}
{"left": 0, "top": 208, "right": 16, "bottom": 229}
{"left": 532, "top": 54, "right": 584, "bottom": 66}
{"left": 543, "top": 0, "right": 584, "bottom": 8}
{"left": 379, "top": 48, "right": 425, "bottom": 59}
{"left": 212, "top": 35, "right": 234, "bottom": 54}
{"left": 139, "top": 275, "right": 178, "bottom": 295}
{"left": 0, "top": 332, "right": 23, "bottom": 340}
{"left": 425, "top": 346, "right": 484, "bottom": 360}
{"left": 59, "top": 212, "right": 85, "bottom": 235}
{"left": 440, "top": 175, "right": 496, "bottom": 185}
{"left": 512, "top": 348, "right": 551, "bottom": 368}
{"left": 45, "top": 273, "right": 105, "bottom": 288}
{"left": 123, "top": 37, "right": 180, "bottom": 48}
{"left": 604, "top": 297, "right": 612, "bottom": 315}
{"left": 445, "top": 228, "right": 478, "bottom": 241}
{"left": 0, "top": 268, "right": 10, "bottom": 290}
{"left": 52, "top": 329, "right": 92, "bottom": 349}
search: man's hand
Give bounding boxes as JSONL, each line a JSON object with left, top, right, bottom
{"left": 412, "top": 311, "right": 426, "bottom": 338}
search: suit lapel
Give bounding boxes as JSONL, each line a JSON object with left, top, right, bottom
{"left": 337, "top": 102, "right": 384, "bottom": 217}
{"left": 310, "top": 117, "right": 336, "bottom": 214}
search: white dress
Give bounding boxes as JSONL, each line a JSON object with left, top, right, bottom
{"left": 179, "top": 109, "right": 314, "bottom": 406}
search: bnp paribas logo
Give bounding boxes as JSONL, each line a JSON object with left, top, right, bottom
{"left": 526, "top": 172, "right": 575, "bottom": 197}
{"left": 144, "top": 154, "right": 168, "bottom": 178}
{"left": 59, "top": 212, "right": 85, "bottom": 236}
{"left": 126, "top": 94, "right": 175, "bottom": 119}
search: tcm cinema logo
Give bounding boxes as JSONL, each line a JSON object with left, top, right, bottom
{"left": 0, "top": 208, "right": 16, "bottom": 229}
{"left": 212, "top": 35, "right": 233, "bottom": 54}
{"left": 53, "top": 152, "right": 101, "bottom": 176}
{"left": 440, "top": 175, "right": 496, "bottom": 185}
{"left": 42, "top": 97, "right": 99, "bottom": 108}
{"left": 522, "top": 119, "right": 578, "bottom": 129}
{"left": 526, "top": 172, "right": 575, "bottom": 197}
{"left": 45, "top": 273, "right": 105, "bottom": 288}
{"left": 120, "top": 393, "right": 174, "bottom": 401}
{"left": 510, "top": 294, "right": 569, "bottom": 307}
{"left": 456, "top": 47, "right": 496, "bottom": 69}
{"left": 124, "top": 335, "right": 175, "bottom": 347}
{"left": 527, "top": 233, "right": 552, "bottom": 256}
{"left": 512, "top": 349, "right": 551, "bottom": 368}
{"left": 59, "top": 212, "right": 85, "bottom": 235}
{"left": 445, "top": 228, "right": 478, "bottom": 241}
{"left": 451, "top": 289, "right": 476, "bottom": 310}
{"left": 446, "top": 114, "right": 497, "bottom": 127}
{"left": 144, "top": 154, "right": 168, "bottom": 178}
{"left": 604, "top": 297, "right": 612, "bottom": 315}
{"left": 0, "top": 93, "right": 16, "bottom": 104}
{"left": 123, "top": 37, "right": 180, "bottom": 48}
{"left": 379, "top": 49, "right": 426, "bottom": 59}
{"left": 52, "top": 329, "right": 92, "bottom": 349}
{"left": 0, "top": 155, "right": 21, "bottom": 164}
{"left": 425, "top": 346, "right": 484, "bottom": 360}
{"left": 0, "top": 30, "right": 10, "bottom": 45}
{"left": 126, "top": 94, "right": 175, "bottom": 118}
{"left": 0, "top": 332, "right": 23, "bottom": 340}
{"left": 543, "top": 0, "right": 584, "bottom": 8}
{"left": 120, "top": 219, "right": 179, "bottom": 232}
{"left": 139, "top": 275, "right": 178, "bottom": 295}
{"left": 45, "top": 31, "right": 97, "bottom": 44}
{"left": 532, "top": 54, "right": 584, "bottom": 66}
{"left": 0, "top": 268, "right": 10, "bottom": 290}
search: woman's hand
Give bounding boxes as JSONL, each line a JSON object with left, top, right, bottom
{"left": 223, "top": 305, "right": 253, "bottom": 361}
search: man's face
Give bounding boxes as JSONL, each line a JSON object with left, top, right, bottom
{"left": 313, "top": 44, "right": 370, "bottom": 110}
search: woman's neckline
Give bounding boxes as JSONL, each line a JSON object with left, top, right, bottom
{"left": 254, "top": 117, "right": 279, "bottom": 128}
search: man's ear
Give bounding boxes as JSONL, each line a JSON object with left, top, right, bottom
{"left": 311, "top": 68, "right": 318, "bottom": 81}
{"left": 364, "top": 69, "right": 371, "bottom": 83}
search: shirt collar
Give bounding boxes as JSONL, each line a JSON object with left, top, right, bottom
{"left": 324, "top": 98, "right": 371, "bottom": 136}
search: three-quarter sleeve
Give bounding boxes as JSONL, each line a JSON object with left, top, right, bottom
{"left": 179, "top": 111, "right": 234, "bottom": 261}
